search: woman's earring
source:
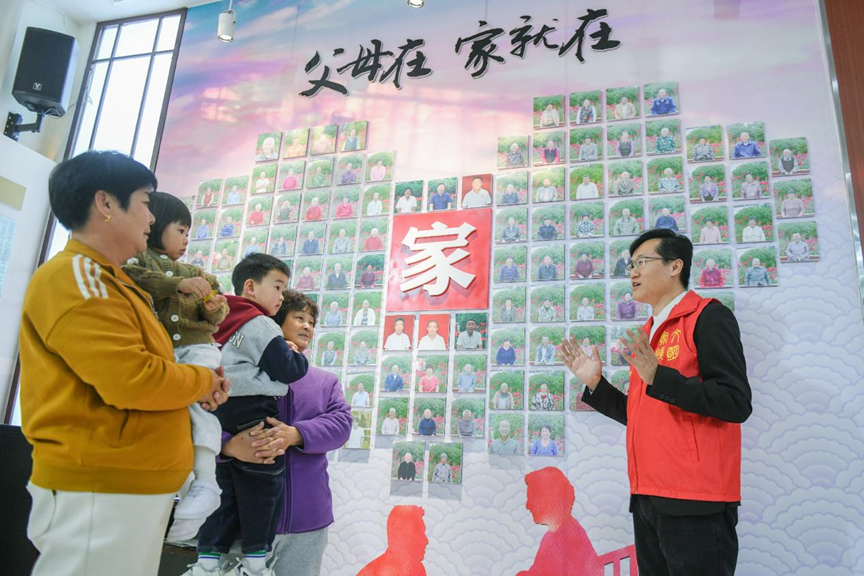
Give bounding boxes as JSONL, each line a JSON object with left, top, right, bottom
{"left": 105, "top": 216, "right": 111, "bottom": 222}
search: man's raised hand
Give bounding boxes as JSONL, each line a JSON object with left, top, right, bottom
{"left": 560, "top": 337, "right": 603, "bottom": 391}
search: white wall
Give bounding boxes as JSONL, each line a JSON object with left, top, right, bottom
{"left": 0, "top": 0, "right": 91, "bottom": 415}
{"left": 0, "top": 0, "right": 94, "bottom": 161}
{"left": 0, "top": 137, "right": 55, "bottom": 420}
{"left": 0, "top": 0, "right": 25, "bottom": 91}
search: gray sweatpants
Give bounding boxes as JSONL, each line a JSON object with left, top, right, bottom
{"left": 270, "top": 528, "right": 329, "bottom": 576}
{"left": 174, "top": 343, "right": 223, "bottom": 454}
{"left": 224, "top": 527, "right": 329, "bottom": 576}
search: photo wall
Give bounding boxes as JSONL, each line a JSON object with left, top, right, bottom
{"left": 158, "top": 1, "right": 864, "bottom": 574}
{"left": 183, "top": 80, "right": 818, "bottom": 459}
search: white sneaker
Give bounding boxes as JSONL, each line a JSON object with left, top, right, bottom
{"left": 174, "top": 479, "right": 222, "bottom": 520}
{"left": 166, "top": 516, "right": 206, "bottom": 542}
{"left": 230, "top": 560, "right": 275, "bottom": 576}
{"left": 180, "top": 561, "right": 231, "bottom": 576}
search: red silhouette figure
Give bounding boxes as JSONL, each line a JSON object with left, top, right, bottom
{"left": 357, "top": 505, "right": 428, "bottom": 576}
{"left": 518, "top": 467, "right": 636, "bottom": 576}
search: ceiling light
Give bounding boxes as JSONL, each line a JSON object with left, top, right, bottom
{"left": 407, "top": 0, "right": 424, "bottom": 8}
{"left": 217, "top": 0, "right": 235, "bottom": 42}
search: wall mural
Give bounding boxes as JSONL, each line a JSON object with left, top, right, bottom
{"left": 158, "top": 1, "right": 864, "bottom": 574}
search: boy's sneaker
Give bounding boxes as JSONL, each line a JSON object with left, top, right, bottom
{"left": 230, "top": 560, "right": 276, "bottom": 576}
{"left": 180, "top": 561, "right": 231, "bottom": 576}
{"left": 174, "top": 479, "right": 222, "bottom": 520}
{"left": 230, "top": 565, "right": 275, "bottom": 576}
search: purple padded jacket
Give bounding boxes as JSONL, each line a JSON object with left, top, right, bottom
{"left": 276, "top": 367, "right": 351, "bottom": 533}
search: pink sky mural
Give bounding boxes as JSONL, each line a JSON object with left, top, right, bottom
{"left": 159, "top": 0, "right": 824, "bottom": 196}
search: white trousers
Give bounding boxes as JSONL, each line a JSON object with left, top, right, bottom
{"left": 27, "top": 483, "right": 174, "bottom": 576}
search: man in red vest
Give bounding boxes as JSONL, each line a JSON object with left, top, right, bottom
{"left": 561, "top": 229, "right": 751, "bottom": 575}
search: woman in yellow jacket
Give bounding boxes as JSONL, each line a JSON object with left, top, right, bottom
{"left": 18, "top": 151, "right": 230, "bottom": 576}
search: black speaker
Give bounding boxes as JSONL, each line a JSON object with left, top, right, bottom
{"left": 12, "top": 27, "right": 78, "bottom": 117}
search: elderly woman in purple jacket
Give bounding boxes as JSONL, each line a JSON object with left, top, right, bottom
{"left": 220, "top": 291, "right": 351, "bottom": 576}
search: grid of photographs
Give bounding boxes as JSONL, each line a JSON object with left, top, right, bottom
{"left": 181, "top": 80, "right": 819, "bottom": 480}
{"left": 503, "top": 82, "right": 818, "bottom": 425}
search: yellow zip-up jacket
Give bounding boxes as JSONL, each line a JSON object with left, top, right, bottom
{"left": 19, "top": 239, "right": 212, "bottom": 494}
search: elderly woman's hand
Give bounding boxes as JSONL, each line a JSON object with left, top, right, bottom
{"left": 222, "top": 422, "right": 283, "bottom": 464}
{"left": 250, "top": 417, "right": 304, "bottom": 452}
{"left": 221, "top": 418, "right": 304, "bottom": 464}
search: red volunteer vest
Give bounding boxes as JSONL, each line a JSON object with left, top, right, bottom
{"left": 626, "top": 291, "right": 741, "bottom": 502}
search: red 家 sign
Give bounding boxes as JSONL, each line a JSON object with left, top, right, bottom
{"left": 386, "top": 209, "right": 491, "bottom": 311}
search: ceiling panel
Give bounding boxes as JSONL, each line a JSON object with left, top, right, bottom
{"left": 46, "top": 0, "right": 220, "bottom": 25}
